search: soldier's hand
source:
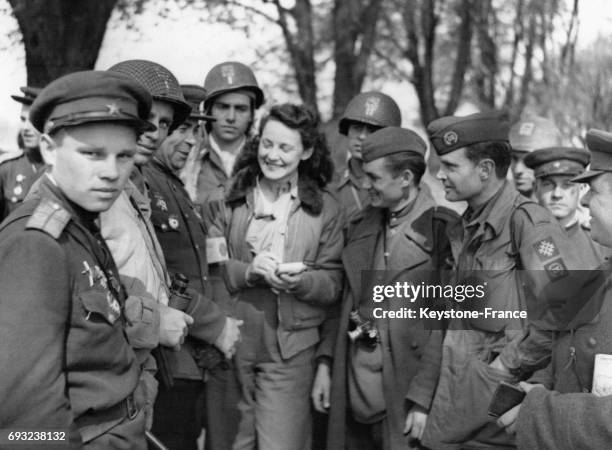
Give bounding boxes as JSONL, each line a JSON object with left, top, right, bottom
{"left": 214, "top": 317, "right": 244, "bottom": 359}
{"left": 496, "top": 382, "right": 543, "bottom": 435}
{"left": 158, "top": 303, "right": 194, "bottom": 351}
{"left": 404, "top": 404, "right": 428, "bottom": 440}
{"left": 311, "top": 362, "right": 331, "bottom": 413}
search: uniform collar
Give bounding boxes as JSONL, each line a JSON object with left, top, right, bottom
{"left": 462, "top": 181, "right": 516, "bottom": 237}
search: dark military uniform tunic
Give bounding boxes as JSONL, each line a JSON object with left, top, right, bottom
{"left": 0, "top": 176, "right": 144, "bottom": 448}
{"left": 0, "top": 151, "right": 45, "bottom": 222}
{"left": 142, "top": 158, "right": 226, "bottom": 379}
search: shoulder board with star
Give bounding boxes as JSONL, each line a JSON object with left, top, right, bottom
{"left": 26, "top": 198, "right": 71, "bottom": 239}
{"left": 0, "top": 149, "right": 24, "bottom": 165}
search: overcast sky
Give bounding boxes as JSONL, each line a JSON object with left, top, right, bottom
{"left": 0, "top": 0, "right": 610, "bottom": 149}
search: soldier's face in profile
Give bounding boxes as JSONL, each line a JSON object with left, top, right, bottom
{"left": 535, "top": 175, "right": 580, "bottom": 222}
{"left": 137, "top": 100, "right": 174, "bottom": 165}
{"left": 346, "top": 122, "right": 380, "bottom": 159}
{"left": 41, "top": 123, "right": 136, "bottom": 212}
{"left": 437, "top": 148, "right": 483, "bottom": 203}
{"left": 209, "top": 92, "right": 252, "bottom": 144}
{"left": 582, "top": 173, "right": 612, "bottom": 247}
{"left": 511, "top": 152, "right": 535, "bottom": 195}
{"left": 362, "top": 157, "right": 408, "bottom": 209}
{"left": 19, "top": 104, "right": 40, "bottom": 150}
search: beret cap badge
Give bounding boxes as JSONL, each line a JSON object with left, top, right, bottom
{"left": 443, "top": 131, "right": 458, "bottom": 146}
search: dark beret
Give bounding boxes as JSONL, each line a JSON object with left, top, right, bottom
{"left": 11, "top": 86, "right": 42, "bottom": 105}
{"left": 427, "top": 110, "right": 510, "bottom": 155}
{"left": 362, "top": 127, "right": 427, "bottom": 163}
{"left": 572, "top": 128, "right": 612, "bottom": 182}
{"left": 180, "top": 84, "right": 215, "bottom": 121}
{"left": 29, "top": 70, "right": 153, "bottom": 134}
{"left": 524, "top": 147, "right": 590, "bottom": 178}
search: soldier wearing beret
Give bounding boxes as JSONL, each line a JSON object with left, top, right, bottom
{"left": 0, "top": 70, "right": 153, "bottom": 448}
{"left": 192, "top": 61, "right": 264, "bottom": 208}
{"left": 311, "top": 127, "right": 455, "bottom": 449}
{"left": 509, "top": 116, "right": 563, "bottom": 199}
{"left": 0, "top": 86, "right": 45, "bottom": 221}
{"left": 330, "top": 92, "right": 402, "bottom": 225}
{"left": 408, "top": 110, "right": 590, "bottom": 449}
{"left": 524, "top": 146, "right": 607, "bottom": 266}
{"left": 495, "top": 128, "right": 612, "bottom": 449}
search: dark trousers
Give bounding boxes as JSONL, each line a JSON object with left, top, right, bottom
{"left": 150, "top": 379, "right": 203, "bottom": 450}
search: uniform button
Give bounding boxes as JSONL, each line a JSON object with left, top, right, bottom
{"left": 203, "top": 276, "right": 208, "bottom": 281}
{"left": 195, "top": 244, "right": 200, "bottom": 249}
{"left": 10, "top": 196, "right": 18, "bottom": 203}
{"left": 411, "top": 341, "right": 419, "bottom": 349}
{"left": 52, "top": 203, "right": 60, "bottom": 210}
{"left": 588, "top": 337, "right": 597, "bottom": 347}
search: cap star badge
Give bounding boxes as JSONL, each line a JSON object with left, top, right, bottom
{"left": 443, "top": 131, "right": 458, "bottom": 146}
{"left": 106, "top": 103, "right": 120, "bottom": 116}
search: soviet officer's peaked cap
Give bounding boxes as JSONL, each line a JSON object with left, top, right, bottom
{"left": 362, "top": 126, "right": 427, "bottom": 163}
{"left": 427, "top": 110, "right": 510, "bottom": 155}
{"left": 11, "top": 86, "right": 42, "bottom": 105}
{"left": 180, "top": 84, "right": 215, "bottom": 122}
{"left": 524, "top": 147, "right": 590, "bottom": 178}
{"left": 109, "top": 59, "right": 191, "bottom": 128}
{"left": 29, "top": 70, "right": 154, "bottom": 135}
{"left": 572, "top": 129, "right": 612, "bottom": 182}
{"left": 509, "top": 116, "right": 562, "bottom": 154}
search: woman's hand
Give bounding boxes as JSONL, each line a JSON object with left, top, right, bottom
{"left": 246, "top": 252, "right": 279, "bottom": 284}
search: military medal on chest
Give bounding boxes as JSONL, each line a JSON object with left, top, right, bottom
{"left": 11, "top": 173, "right": 26, "bottom": 202}
{"left": 81, "top": 260, "right": 121, "bottom": 323}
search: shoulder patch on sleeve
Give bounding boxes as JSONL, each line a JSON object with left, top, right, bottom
{"left": 0, "top": 149, "right": 24, "bottom": 165}
{"left": 26, "top": 199, "right": 71, "bottom": 239}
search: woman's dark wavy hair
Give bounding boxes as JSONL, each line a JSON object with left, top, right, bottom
{"left": 231, "top": 103, "right": 334, "bottom": 188}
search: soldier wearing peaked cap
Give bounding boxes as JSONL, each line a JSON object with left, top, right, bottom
{"left": 191, "top": 61, "right": 265, "bottom": 208}
{"left": 509, "top": 116, "right": 563, "bottom": 199}
{"left": 406, "top": 110, "right": 593, "bottom": 449}
{"left": 313, "top": 127, "right": 456, "bottom": 449}
{"left": 0, "top": 86, "right": 45, "bottom": 221}
{"left": 0, "top": 70, "right": 152, "bottom": 448}
{"left": 524, "top": 146, "right": 608, "bottom": 265}
{"left": 330, "top": 91, "right": 402, "bottom": 225}
{"left": 501, "top": 130, "right": 612, "bottom": 448}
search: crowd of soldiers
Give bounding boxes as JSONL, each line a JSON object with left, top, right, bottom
{"left": 0, "top": 58, "right": 612, "bottom": 450}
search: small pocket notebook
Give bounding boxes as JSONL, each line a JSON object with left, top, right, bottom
{"left": 592, "top": 353, "right": 612, "bottom": 396}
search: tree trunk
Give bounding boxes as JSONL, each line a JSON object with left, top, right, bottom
{"left": 274, "top": 0, "right": 319, "bottom": 117}
{"left": 8, "top": 0, "right": 117, "bottom": 87}
{"left": 332, "top": 0, "right": 383, "bottom": 117}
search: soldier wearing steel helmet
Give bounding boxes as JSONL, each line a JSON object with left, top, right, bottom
{"left": 192, "top": 61, "right": 264, "bottom": 208}
{"left": 0, "top": 86, "right": 45, "bottom": 221}
{"left": 331, "top": 91, "right": 402, "bottom": 224}
{"left": 509, "top": 115, "right": 563, "bottom": 199}
{"left": 103, "top": 60, "right": 241, "bottom": 450}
